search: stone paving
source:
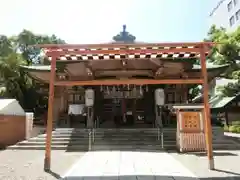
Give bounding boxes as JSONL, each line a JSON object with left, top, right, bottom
{"left": 0, "top": 149, "right": 240, "bottom": 179}
{"left": 62, "top": 151, "right": 198, "bottom": 180}
{"left": 170, "top": 150, "right": 240, "bottom": 179}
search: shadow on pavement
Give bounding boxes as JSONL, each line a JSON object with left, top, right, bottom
{"left": 58, "top": 175, "right": 240, "bottom": 180}
{"left": 187, "top": 151, "right": 238, "bottom": 157}
{"left": 45, "top": 169, "right": 61, "bottom": 179}
{"left": 213, "top": 169, "right": 240, "bottom": 176}
{"left": 200, "top": 176, "right": 240, "bottom": 180}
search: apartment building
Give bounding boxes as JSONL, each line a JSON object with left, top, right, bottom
{"left": 209, "top": 0, "right": 240, "bottom": 30}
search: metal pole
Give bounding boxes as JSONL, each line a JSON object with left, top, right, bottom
{"left": 161, "top": 130, "right": 164, "bottom": 149}
{"left": 88, "top": 130, "right": 92, "bottom": 151}
{"left": 92, "top": 128, "right": 95, "bottom": 143}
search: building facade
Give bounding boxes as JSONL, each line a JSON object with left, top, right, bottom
{"left": 209, "top": 0, "right": 240, "bottom": 30}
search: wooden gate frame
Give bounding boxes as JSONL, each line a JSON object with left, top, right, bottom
{"left": 37, "top": 42, "right": 215, "bottom": 171}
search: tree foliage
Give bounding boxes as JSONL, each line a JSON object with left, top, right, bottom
{"left": 205, "top": 25, "right": 240, "bottom": 96}
{"left": 0, "top": 30, "right": 65, "bottom": 113}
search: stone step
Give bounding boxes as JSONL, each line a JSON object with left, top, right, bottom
{"left": 8, "top": 145, "right": 88, "bottom": 150}
{"left": 52, "top": 132, "right": 89, "bottom": 135}
{"left": 97, "top": 133, "right": 165, "bottom": 136}
{"left": 40, "top": 134, "right": 228, "bottom": 141}
{"left": 38, "top": 135, "right": 88, "bottom": 138}
{"left": 92, "top": 145, "right": 164, "bottom": 151}
{"left": 54, "top": 128, "right": 89, "bottom": 131}
{"left": 94, "top": 141, "right": 165, "bottom": 145}
{"left": 27, "top": 138, "right": 171, "bottom": 144}
{"left": 95, "top": 130, "right": 161, "bottom": 133}
{"left": 17, "top": 141, "right": 89, "bottom": 146}
{"left": 28, "top": 137, "right": 89, "bottom": 141}
{"left": 26, "top": 139, "right": 176, "bottom": 145}
{"left": 48, "top": 137, "right": 174, "bottom": 141}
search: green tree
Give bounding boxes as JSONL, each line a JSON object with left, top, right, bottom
{"left": 0, "top": 30, "right": 65, "bottom": 113}
{"left": 12, "top": 29, "right": 65, "bottom": 65}
{"left": 205, "top": 25, "right": 240, "bottom": 96}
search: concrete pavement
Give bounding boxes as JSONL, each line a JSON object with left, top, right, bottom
{"left": 62, "top": 151, "right": 198, "bottom": 180}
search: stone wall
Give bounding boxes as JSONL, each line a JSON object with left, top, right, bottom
{"left": 0, "top": 115, "right": 26, "bottom": 147}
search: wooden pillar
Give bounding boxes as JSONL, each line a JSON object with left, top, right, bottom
{"left": 44, "top": 54, "right": 56, "bottom": 171}
{"left": 133, "top": 99, "right": 137, "bottom": 123}
{"left": 200, "top": 45, "right": 215, "bottom": 170}
{"left": 225, "top": 109, "right": 229, "bottom": 126}
{"left": 121, "top": 96, "right": 126, "bottom": 123}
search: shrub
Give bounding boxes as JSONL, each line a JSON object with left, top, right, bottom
{"left": 223, "top": 125, "right": 229, "bottom": 132}
{"left": 235, "top": 126, "right": 240, "bottom": 133}
{"left": 228, "top": 125, "right": 240, "bottom": 133}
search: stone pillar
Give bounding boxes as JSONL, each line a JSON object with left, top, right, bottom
{"left": 85, "top": 88, "right": 94, "bottom": 128}
{"left": 154, "top": 88, "right": 165, "bottom": 128}
{"left": 87, "top": 107, "right": 94, "bottom": 128}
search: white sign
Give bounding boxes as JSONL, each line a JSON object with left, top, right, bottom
{"left": 68, "top": 104, "right": 85, "bottom": 115}
{"left": 126, "top": 111, "right": 132, "bottom": 115}
{"left": 155, "top": 88, "right": 165, "bottom": 106}
{"left": 85, "top": 89, "right": 94, "bottom": 106}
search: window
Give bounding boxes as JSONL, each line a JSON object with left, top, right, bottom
{"left": 236, "top": 9, "right": 240, "bottom": 20}
{"left": 234, "top": 0, "right": 238, "bottom": 6}
{"left": 230, "top": 16, "right": 235, "bottom": 26}
{"left": 228, "top": 1, "right": 233, "bottom": 11}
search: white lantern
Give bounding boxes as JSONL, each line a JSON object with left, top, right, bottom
{"left": 155, "top": 88, "right": 165, "bottom": 106}
{"left": 85, "top": 89, "right": 94, "bottom": 107}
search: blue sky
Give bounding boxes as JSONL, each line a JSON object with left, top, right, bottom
{"left": 0, "top": 0, "right": 217, "bottom": 43}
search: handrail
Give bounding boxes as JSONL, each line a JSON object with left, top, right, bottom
{"left": 89, "top": 120, "right": 97, "bottom": 151}
{"left": 156, "top": 125, "right": 164, "bottom": 149}
{"left": 161, "top": 128, "right": 164, "bottom": 149}
{"left": 88, "top": 130, "right": 92, "bottom": 151}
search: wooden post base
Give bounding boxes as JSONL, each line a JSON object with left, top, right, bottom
{"left": 44, "top": 157, "right": 51, "bottom": 171}
{"left": 209, "top": 158, "right": 215, "bottom": 170}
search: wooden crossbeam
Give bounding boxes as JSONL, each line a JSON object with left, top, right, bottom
{"left": 54, "top": 78, "right": 203, "bottom": 86}
{"left": 46, "top": 48, "right": 203, "bottom": 57}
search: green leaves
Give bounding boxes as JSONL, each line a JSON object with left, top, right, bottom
{"left": 0, "top": 29, "right": 65, "bottom": 112}
{"left": 206, "top": 25, "right": 240, "bottom": 96}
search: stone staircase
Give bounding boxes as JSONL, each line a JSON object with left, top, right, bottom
{"left": 92, "top": 128, "right": 240, "bottom": 151}
{"left": 8, "top": 128, "right": 90, "bottom": 151}
{"left": 7, "top": 127, "right": 240, "bottom": 152}
{"left": 92, "top": 128, "right": 165, "bottom": 151}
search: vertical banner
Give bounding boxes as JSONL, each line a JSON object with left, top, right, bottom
{"left": 25, "top": 112, "right": 34, "bottom": 139}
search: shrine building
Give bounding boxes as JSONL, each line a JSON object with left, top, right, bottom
{"left": 21, "top": 25, "right": 228, "bottom": 170}
{"left": 21, "top": 25, "right": 228, "bottom": 129}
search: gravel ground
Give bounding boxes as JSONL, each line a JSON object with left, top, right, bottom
{"left": 0, "top": 150, "right": 85, "bottom": 180}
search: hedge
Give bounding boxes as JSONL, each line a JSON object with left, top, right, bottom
{"left": 224, "top": 121, "right": 240, "bottom": 133}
